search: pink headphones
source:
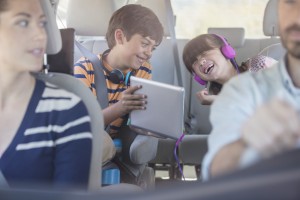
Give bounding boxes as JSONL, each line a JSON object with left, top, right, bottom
{"left": 194, "top": 34, "right": 238, "bottom": 85}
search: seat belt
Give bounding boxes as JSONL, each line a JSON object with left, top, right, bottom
{"left": 165, "top": 0, "right": 183, "bottom": 87}
{"left": 75, "top": 41, "right": 109, "bottom": 109}
{"left": 0, "top": 171, "right": 8, "bottom": 187}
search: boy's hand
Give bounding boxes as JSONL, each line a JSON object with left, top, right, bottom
{"left": 196, "top": 88, "right": 216, "bottom": 105}
{"left": 241, "top": 99, "right": 300, "bottom": 158}
{"left": 117, "top": 85, "right": 147, "bottom": 115}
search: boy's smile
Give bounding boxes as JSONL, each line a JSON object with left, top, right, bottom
{"left": 120, "top": 34, "right": 158, "bottom": 70}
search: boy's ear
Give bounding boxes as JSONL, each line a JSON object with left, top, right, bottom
{"left": 115, "top": 29, "right": 126, "bottom": 45}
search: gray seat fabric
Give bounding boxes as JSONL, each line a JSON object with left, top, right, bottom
{"left": 179, "top": 135, "right": 208, "bottom": 165}
{"left": 40, "top": 0, "right": 61, "bottom": 55}
{"left": 259, "top": 0, "right": 285, "bottom": 60}
{"left": 178, "top": 135, "right": 208, "bottom": 180}
{"left": 259, "top": 43, "right": 285, "bottom": 61}
{"left": 35, "top": 72, "right": 103, "bottom": 191}
{"left": 130, "top": 135, "right": 159, "bottom": 165}
{"left": 263, "top": 0, "right": 279, "bottom": 37}
{"left": 207, "top": 27, "right": 245, "bottom": 48}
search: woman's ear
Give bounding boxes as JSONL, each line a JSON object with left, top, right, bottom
{"left": 114, "top": 29, "right": 126, "bottom": 45}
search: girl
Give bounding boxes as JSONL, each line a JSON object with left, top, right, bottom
{"left": 183, "top": 34, "right": 277, "bottom": 105}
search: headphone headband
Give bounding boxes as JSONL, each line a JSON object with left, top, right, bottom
{"left": 211, "top": 34, "right": 236, "bottom": 59}
{"left": 212, "top": 34, "right": 229, "bottom": 46}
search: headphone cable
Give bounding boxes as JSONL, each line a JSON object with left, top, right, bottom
{"left": 174, "top": 133, "right": 185, "bottom": 181}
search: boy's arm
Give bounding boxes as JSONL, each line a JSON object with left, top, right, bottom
{"left": 74, "top": 59, "right": 96, "bottom": 95}
{"left": 103, "top": 63, "right": 152, "bottom": 126}
{"left": 103, "top": 85, "right": 147, "bottom": 126}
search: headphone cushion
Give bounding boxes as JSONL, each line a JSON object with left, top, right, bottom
{"left": 109, "top": 69, "right": 124, "bottom": 84}
{"left": 194, "top": 74, "right": 207, "bottom": 85}
{"left": 221, "top": 45, "right": 236, "bottom": 59}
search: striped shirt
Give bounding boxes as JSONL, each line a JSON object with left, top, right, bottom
{"left": 74, "top": 54, "right": 152, "bottom": 138}
{"left": 0, "top": 80, "right": 92, "bottom": 189}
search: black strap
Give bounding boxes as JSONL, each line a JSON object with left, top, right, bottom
{"left": 75, "top": 41, "right": 109, "bottom": 109}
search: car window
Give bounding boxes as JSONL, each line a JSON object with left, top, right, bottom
{"left": 56, "top": 0, "right": 269, "bottom": 38}
{"left": 171, "top": 0, "right": 269, "bottom": 39}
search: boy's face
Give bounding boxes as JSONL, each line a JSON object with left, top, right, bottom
{"left": 119, "top": 33, "right": 158, "bottom": 70}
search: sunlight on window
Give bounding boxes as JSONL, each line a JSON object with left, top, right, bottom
{"left": 56, "top": 0, "right": 68, "bottom": 29}
{"left": 171, "top": 0, "right": 269, "bottom": 39}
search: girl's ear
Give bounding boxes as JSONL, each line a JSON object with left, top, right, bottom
{"left": 114, "top": 29, "right": 126, "bottom": 45}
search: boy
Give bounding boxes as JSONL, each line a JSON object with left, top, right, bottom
{"left": 74, "top": 4, "right": 164, "bottom": 139}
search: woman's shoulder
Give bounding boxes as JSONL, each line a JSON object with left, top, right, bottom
{"left": 37, "top": 79, "right": 81, "bottom": 99}
{"left": 36, "top": 79, "right": 85, "bottom": 112}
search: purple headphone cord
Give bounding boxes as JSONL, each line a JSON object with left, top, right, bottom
{"left": 231, "top": 59, "right": 240, "bottom": 74}
{"left": 174, "top": 133, "right": 185, "bottom": 180}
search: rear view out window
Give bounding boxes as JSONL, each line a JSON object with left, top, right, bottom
{"left": 171, "top": 0, "right": 269, "bottom": 39}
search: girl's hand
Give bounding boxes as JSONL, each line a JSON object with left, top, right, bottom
{"left": 196, "top": 88, "right": 217, "bottom": 105}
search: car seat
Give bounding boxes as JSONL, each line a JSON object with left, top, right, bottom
{"left": 259, "top": 0, "right": 285, "bottom": 60}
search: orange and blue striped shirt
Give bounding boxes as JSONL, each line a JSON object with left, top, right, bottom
{"left": 74, "top": 54, "right": 152, "bottom": 138}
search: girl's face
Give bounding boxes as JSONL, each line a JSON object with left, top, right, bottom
{"left": 192, "top": 48, "right": 235, "bottom": 84}
{"left": 0, "top": 0, "right": 47, "bottom": 74}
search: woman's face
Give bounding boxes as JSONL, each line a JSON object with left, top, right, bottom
{"left": 192, "top": 48, "right": 234, "bottom": 84}
{"left": 0, "top": 0, "right": 47, "bottom": 74}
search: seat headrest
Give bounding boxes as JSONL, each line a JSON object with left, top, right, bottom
{"left": 263, "top": 0, "right": 279, "bottom": 37}
{"left": 66, "top": 0, "right": 116, "bottom": 36}
{"left": 207, "top": 28, "right": 245, "bottom": 48}
{"left": 40, "top": 0, "right": 62, "bottom": 54}
{"left": 135, "top": 0, "right": 172, "bottom": 36}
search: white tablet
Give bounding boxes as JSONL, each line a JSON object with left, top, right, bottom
{"left": 130, "top": 76, "right": 185, "bottom": 140}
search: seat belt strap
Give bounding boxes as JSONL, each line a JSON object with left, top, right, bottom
{"left": 165, "top": 0, "right": 183, "bottom": 87}
{"left": 75, "top": 41, "right": 109, "bottom": 109}
{"left": 0, "top": 171, "right": 8, "bottom": 187}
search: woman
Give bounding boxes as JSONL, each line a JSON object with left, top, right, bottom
{"left": 0, "top": 0, "right": 92, "bottom": 189}
{"left": 183, "top": 34, "right": 277, "bottom": 105}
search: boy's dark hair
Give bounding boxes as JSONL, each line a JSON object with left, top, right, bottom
{"left": 182, "top": 34, "right": 223, "bottom": 73}
{"left": 106, "top": 4, "right": 164, "bottom": 49}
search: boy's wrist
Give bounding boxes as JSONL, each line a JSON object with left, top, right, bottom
{"left": 115, "top": 100, "right": 128, "bottom": 116}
